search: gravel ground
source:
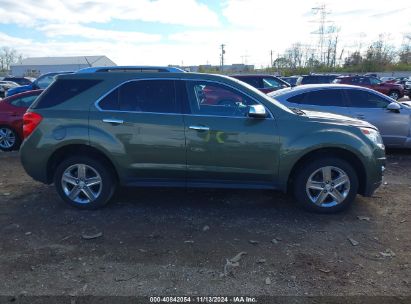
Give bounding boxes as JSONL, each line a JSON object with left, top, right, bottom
{"left": 0, "top": 150, "right": 410, "bottom": 298}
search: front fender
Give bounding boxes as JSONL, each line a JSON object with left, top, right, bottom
{"left": 277, "top": 127, "right": 373, "bottom": 191}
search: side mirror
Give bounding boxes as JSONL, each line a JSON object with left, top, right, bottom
{"left": 248, "top": 104, "right": 267, "bottom": 118}
{"left": 387, "top": 102, "right": 401, "bottom": 112}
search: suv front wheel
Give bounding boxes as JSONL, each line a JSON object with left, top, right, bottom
{"left": 293, "top": 157, "right": 358, "bottom": 213}
{"left": 54, "top": 156, "right": 116, "bottom": 209}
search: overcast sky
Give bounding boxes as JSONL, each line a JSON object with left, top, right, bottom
{"left": 0, "top": 0, "right": 410, "bottom": 67}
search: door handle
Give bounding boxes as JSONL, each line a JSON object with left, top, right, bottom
{"left": 102, "top": 118, "right": 124, "bottom": 125}
{"left": 189, "top": 125, "right": 210, "bottom": 131}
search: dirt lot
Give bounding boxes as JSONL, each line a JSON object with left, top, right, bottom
{"left": 0, "top": 150, "right": 410, "bottom": 298}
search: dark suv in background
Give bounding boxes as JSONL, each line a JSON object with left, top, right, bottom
{"left": 230, "top": 74, "right": 290, "bottom": 94}
{"left": 20, "top": 70, "right": 385, "bottom": 213}
{"left": 333, "top": 76, "right": 404, "bottom": 100}
{"left": 296, "top": 74, "right": 340, "bottom": 86}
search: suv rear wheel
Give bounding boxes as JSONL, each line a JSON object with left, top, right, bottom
{"left": 293, "top": 157, "right": 358, "bottom": 213}
{"left": 54, "top": 156, "right": 116, "bottom": 209}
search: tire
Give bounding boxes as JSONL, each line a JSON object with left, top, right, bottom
{"left": 293, "top": 157, "right": 359, "bottom": 213}
{"left": 388, "top": 90, "right": 400, "bottom": 100}
{"left": 54, "top": 156, "right": 116, "bottom": 209}
{"left": 0, "top": 126, "right": 21, "bottom": 152}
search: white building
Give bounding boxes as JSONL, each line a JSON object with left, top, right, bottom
{"left": 11, "top": 56, "right": 116, "bottom": 77}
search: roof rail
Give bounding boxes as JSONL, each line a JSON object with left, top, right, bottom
{"left": 77, "top": 66, "right": 186, "bottom": 73}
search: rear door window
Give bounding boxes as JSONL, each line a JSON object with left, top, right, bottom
{"left": 98, "top": 80, "right": 179, "bottom": 113}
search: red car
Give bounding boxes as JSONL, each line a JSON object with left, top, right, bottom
{"left": 333, "top": 76, "right": 404, "bottom": 100}
{"left": 0, "top": 90, "right": 43, "bottom": 151}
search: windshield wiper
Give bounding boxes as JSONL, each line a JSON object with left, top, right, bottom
{"left": 290, "top": 107, "right": 306, "bottom": 115}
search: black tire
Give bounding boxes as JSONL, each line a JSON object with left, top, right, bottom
{"left": 0, "top": 126, "right": 21, "bottom": 152}
{"left": 54, "top": 156, "right": 116, "bottom": 209}
{"left": 293, "top": 157, "right": 359, "bottom": 213}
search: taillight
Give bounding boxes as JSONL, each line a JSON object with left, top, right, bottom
{"left": 23, "top": 112, "right": 43, "bottom": 139}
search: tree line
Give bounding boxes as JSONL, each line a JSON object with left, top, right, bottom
{"left": 270, "top": 33, "right": 411, "bottom": 76}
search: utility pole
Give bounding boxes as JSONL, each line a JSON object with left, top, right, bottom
{"left": 270, "top": 50, "right": 273, "bottom": 67}
{"left": 220, "top": 44, "right": 226, "bottom": 71}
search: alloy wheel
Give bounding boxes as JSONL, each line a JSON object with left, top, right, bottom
{"left": 389, "top": 92, "right": 399, "bottom": 100}
{"left": 61, "top": 164, "right": 102, "bottom": 204}
{"left": 306, "top": 166, "right": 351, "bottom": 208}
{"left": 0, "top": 128, "right": 16, "bottom": 150}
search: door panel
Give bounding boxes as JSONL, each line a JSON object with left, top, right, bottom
{"left": 89, "top": 80, "right": 186, "bottom": 183}
{"left": 183, "top": 81, "right": 279, "bottom": 186}
{"left": 345, "top": 89, "right": 410, "bottom": 147}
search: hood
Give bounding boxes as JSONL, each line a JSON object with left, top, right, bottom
{"left": 302, "top": 110, "right": 377, "bottom": 129}
{"left": 384, "top": 82, "right": 403, "bottom": 88}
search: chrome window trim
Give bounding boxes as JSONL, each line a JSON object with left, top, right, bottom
{"left": 94, "top": 78, "right": 274, "bottom": 119}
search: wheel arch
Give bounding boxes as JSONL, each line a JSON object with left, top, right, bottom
{"left": 46, "top": 144, "right": 119, "bottom": 183}
{"left": 286, "top": 147, "right": 367, "bottom": 195}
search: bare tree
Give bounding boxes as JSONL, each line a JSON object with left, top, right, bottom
{"left": 399, "top": 33, "right": 411, "bottom": 65}
{"left": 0, "top": 47, "right": 23, "bottom": 72}
{"left": 364, "top": 34, "right": 396, "bottom": 68}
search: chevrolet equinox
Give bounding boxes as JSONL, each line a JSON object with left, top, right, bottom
{"left": 20, "top": 71, "right": 386, "bottom": 213}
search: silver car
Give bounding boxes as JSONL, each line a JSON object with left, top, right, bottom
{"left": 269, "top": 84, "right": 411, "bottom": 148}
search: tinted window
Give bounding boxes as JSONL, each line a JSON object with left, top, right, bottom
{"left": 36, "top": 75, "right": 56, "bottom": 89}
{"left": 301, "top": 76, "right": 317, "bottom": 85}
{"left": 262, "top": 77, "right": 282, "bottom": 89}
{"left": 33, "top": 79, "right": 101, "bottom": 109}
{"left": 287, "top": 93, "right": 307, "bottom": 104}
{"left": 288, "top": 90, "right": 345, "bottom": 107}
{"left": 303, "top": 90, "right": 345, "bottom": 106}
{"left": 345, "top": 90, "right": 390, "bottom": 108}
{"left": 98, "top": 89, "right": 119, "bottom": 110}
{"left": 370, "top": 77, "right": 381, "bottom": 85}
{"left": 358, "top": 77, "right": 371, "bottom": 85}
{"left": 186, "top": 82, "right": 258, "bottom": 117}
{"left": 236, "top": 77, "right": 261, "bottom": 88}
{"left": 302, "top": 76, "right": 337, "bottom": 84}
{"left": 99, "top": 80, "right": 178, "bottom": 113}
{"left": 10, "top": 94, "right": 40, "bottom": 107}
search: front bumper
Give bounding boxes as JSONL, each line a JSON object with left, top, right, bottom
{"left": 363, "top": 156, "right": 386, "bottom": 197}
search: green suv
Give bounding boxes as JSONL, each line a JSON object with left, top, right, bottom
{"left": 20, "top": 71, "right": 386, "bottom": 213}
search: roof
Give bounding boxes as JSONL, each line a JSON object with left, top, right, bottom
{"left": 13, "top": 56, "right": 116, "bottom": 66}
{"left": 230, "top": 74, "right": 279, "bottom": 78}
{"left": 268, "top": 84, "right": 391, "bottom": 99}
{"left": 77, "top": 66, "right": 185, "bottom": 73}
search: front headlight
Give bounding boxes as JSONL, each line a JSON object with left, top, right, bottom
{"left": 360, "top": 128, "right": 384, "bottom": 149}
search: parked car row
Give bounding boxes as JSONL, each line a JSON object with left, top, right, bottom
{"left": 271, "top": 74, "right": 411, "bottom": 100}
